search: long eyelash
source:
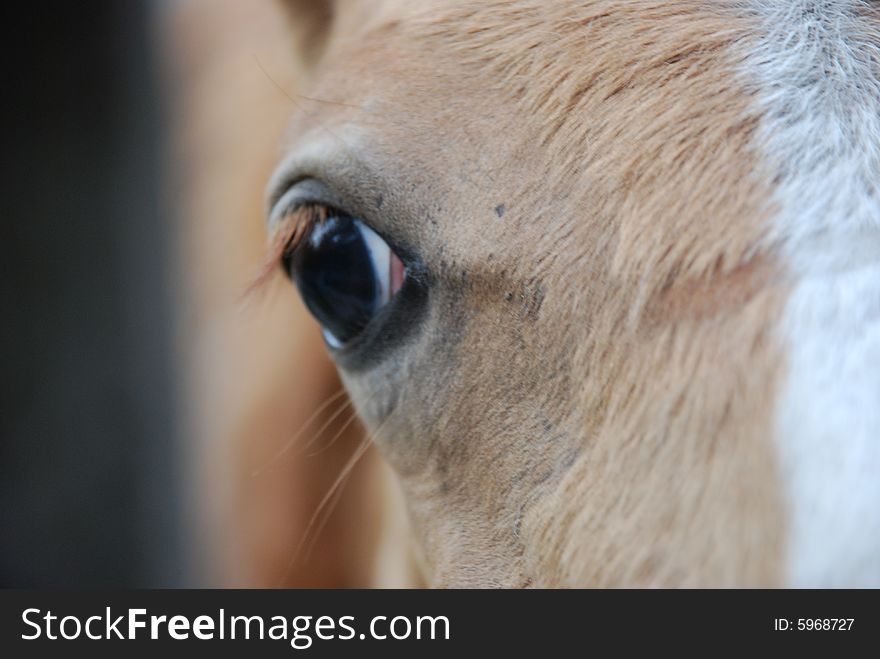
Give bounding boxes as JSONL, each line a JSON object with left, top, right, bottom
{"left": 245, "top": 204, "right": 330, "bottom": 298}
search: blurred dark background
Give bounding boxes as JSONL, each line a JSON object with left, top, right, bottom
{"left": 1, "top": 2, "right": 183, "bottom": 586}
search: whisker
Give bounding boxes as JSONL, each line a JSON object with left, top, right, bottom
{"left": 278, "top": 434, "right": 373, "bottom": 585}
{"left": 298, "top": 384, "right": 390, "bottom": 455}
{"left": 303, "top": 435, "right": 372, "bottom": 561}
{"left": 294, "top": 397, "right": 356, "bottom": 457}
{"left": 251, "top": 388, "right": 349, "bottom": 477}
{"left": 252, "top": 54, "right": 310, "bottom": 115}
{"left": 302, "top": 405, "right": 362, "bottom": 456}
{"left": 278, "top": 407, "right": 394, "bottom": 584}
{"left": 300, "top": 406, "right": 398, "bottom": 563}
{"left": 252, "top": 54, "right": 363, "bottom": 110}
{"left": 293, "top": 92, "right": 363, "bottom": 109}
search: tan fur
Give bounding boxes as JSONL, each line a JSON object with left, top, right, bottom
{"left": 273, "top": 0, "right": 789, "bottom": 587}
{"left": 174, "top": 0, "right": 793, "bottom": 587}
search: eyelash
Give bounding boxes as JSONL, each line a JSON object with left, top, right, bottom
{"left": 248, "top": 203, "right": 330, "bottom": 298}
{"left": 250, "top": 191, "right": 428, "bottom": 304}
{"left": 277, "top": 203, "right": 328, "bottom": 257}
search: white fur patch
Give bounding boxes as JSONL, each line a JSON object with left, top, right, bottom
{"left": 743, "top": 0, "right": 880, "bottom": 585}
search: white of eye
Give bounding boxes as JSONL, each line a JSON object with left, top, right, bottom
{"left": 355, "top": 219, "right": 391, "bottom": 307}
{"left": 322, "top": 327, "right": 344, "bottom": 349}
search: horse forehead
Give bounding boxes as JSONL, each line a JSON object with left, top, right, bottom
{"left": 314, "top": 1, "right": 767, "bottom": 224}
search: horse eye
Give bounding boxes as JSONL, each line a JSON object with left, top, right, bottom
{"left": 283, "top": 211, "right": 406, "bottom": 347}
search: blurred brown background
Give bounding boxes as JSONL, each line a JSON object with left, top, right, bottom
{"left": 1, "top": 0, "right": 415, "bottom": 588}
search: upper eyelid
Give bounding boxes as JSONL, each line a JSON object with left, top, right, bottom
{"left": 267, "top": 178, "right": 345, "bottom": 232}
{"left": 265, "top": 127, "right": 371, "bottom": 216}
{"left": 266, "top": 162, "right": 390, "bottom": 246}
{"left": 265, "top": 137, "right": 421, "bottom": 266}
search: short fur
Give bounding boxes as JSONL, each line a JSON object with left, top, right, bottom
{"left": 175, "top": 0, "right": 880, "bottom": 587}
{"left": 741, "top": 0, "right": 880, "bottom": 586}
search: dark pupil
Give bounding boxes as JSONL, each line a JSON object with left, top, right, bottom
{"left": 285, "top": 214, "right": 378, "bottom": 345}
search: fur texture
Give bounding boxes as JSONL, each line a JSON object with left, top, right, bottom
{"left": 740, "top": 0, "right": 880, "bottom": 586}
{"left": 174, "top": 0, "right": 880, "bottom": 587}
{"left": 270, "top": 0, "right": 790, "bottom": 586}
